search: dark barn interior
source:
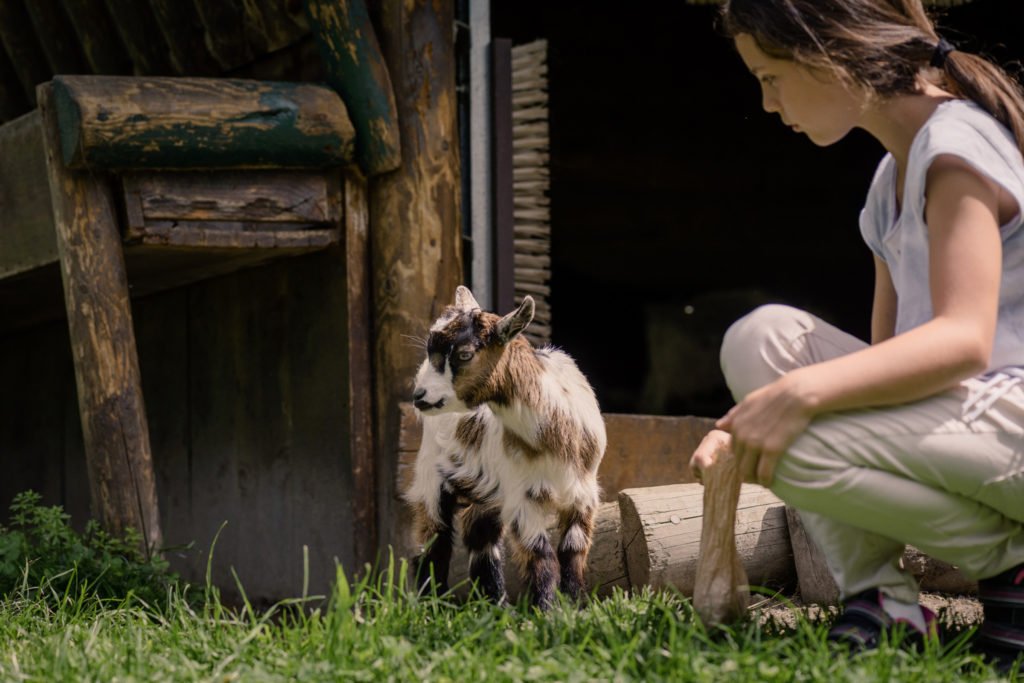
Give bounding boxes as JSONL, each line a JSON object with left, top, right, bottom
{"left": 493, "top": 0, "right": 1024, "bottom": 418}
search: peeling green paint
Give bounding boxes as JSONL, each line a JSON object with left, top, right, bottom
{"left": 304, "top": 0, "right": 402, "bottom": 176}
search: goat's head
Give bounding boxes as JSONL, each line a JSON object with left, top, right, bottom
{"left": 413, "top": 286, "right": 535, "bottom": 414}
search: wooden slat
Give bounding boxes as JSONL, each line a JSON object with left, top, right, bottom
{"left": 100, "top": 0, "right": 176, "bottom": 75}
{"left": 60, "top": 0, "right": 132, "bottom": 75}
{"left": 0, "top": 0, "right": 51, "bottom": 105}
{"left": 343, "top": 171, "right": 376, "bottom": 568}
{"left": 492, "top": 38, "right": 515, "bottom": 313}
{"left": 123, "top": 171, "right": 338, "bottom": 226}
{"left": 53, "top": 75, "right": 356, "bottom": 170}
{"left": 190, "top": 0, "right": 266, "bottom": 71}
{"left": 23, "top": 0, "right": 88, "bottom": 75}
{"left": 396, "top": 404, "right": 717, "bottom": 501}
{"left": 147, "top": 0, "right": 221, "bottom": 75}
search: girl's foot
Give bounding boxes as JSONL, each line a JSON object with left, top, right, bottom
{"left": 827, "top": 589, "right": 938, "bottom": 652}
{"left": 974, "top": 563, "right": 1024, "bottom": 674}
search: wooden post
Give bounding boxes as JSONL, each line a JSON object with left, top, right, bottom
{"left": 369, "top": 0, "right": 463, "bottom": 559}
{"left": 344, "top": 171, "right": 377, "bottom": 568}
{"left": 304, "top": 0, "right": 401, "bottom": 177}
{"left": 38, "top": 82, "right": 163, "bottom": 556}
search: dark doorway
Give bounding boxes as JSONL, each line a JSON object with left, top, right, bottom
{"left": 492, "top": 0, "right": 1024, "bottom": 417}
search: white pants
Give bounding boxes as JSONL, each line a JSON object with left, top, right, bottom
{"left": 720, "top": 304, "right": 1024, "bottom": 603}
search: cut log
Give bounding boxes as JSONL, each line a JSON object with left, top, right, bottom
{"left": 618, "top": 483, "right": 793, "bottom": 606}
{"left": 446, "top": 501, "right": 627, "bottom": 600}
{"left": 52, "top": 75, "right": 356, "bottom": 170}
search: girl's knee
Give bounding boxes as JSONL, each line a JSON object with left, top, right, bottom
{"left": 720, "top": 304, "right": 807, "bottom": 399}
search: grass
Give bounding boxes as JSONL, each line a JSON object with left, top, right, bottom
{"left": 0, "top": 555, "right": 1018, "bottom": 683}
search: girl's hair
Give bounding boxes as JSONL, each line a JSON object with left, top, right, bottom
{"left": 721, "top": 0, "right": 1024, "bottom": 154}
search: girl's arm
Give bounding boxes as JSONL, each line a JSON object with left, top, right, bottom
{"left": 719, "top": 155, "right": 1004, "bottom": 485}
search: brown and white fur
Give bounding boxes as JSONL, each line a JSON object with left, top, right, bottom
{"left": 405, "top": 286, "right": 606, "bottom": 609}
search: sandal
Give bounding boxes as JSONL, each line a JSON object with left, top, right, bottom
{"left": 827, "top": 589, "right": 939, "bottom": 652}
{"left": 974, "top": 563, "right": 1024, "bottom": 674}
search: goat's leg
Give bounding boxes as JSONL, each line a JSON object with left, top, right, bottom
{"left": 461, "top": 504, "right": 506, "bottom": 603}
{"left": 412, "top": 484, "right": 458, "bottom": 595}
{"left": 505, "top": 501, "right": 558, "bottom": 610}
{"left": 556, "top": 505, "right": 595, "bottom": 602}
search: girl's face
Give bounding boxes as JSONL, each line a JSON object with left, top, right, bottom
{"left": 735, "top": 33, "right": 866, "bottom": 146}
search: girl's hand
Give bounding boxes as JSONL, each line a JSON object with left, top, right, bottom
{"left": 689, "top": 428, "right": 733, "bottom": 484}
{"left": 715, "top": 373, "right": 815, "bottom": 487}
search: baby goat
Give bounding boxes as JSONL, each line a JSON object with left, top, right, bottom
{"left": 405, "top": 286, "right": 606, "bottom": 608}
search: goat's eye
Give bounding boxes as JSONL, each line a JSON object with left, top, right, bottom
{"left": 456, "top": 350, "right": 474, "bottom": 362}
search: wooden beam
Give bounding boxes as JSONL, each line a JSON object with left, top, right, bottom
{"left": 344, "top": 171, "right": 377, "bottom": 569}
{"left": 304, "top": 0, "right": 401, "bottom": 176}
{"left": 52, "top": 75, "right": 356, "bottom": 170}
{"left": 491, "top": 38, "right": 515, "bottom": 313}
{"left": 38, "top": 82, "right": 163, "bottom": 556}
{"left": 0, "top": 111, "right": 58, "bottom": 279}
{"left": 100, "top": 0, "right": 176, "bottom": 75}
{"left": 370, "top": 0, "right": 463, "bottom": 559}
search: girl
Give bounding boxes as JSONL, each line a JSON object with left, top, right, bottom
{"left": 690, "top": 0, "right": 1024, "bottom": 672}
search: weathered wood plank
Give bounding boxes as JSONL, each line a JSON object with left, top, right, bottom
{"left": 305, "top": 0, "right": 401, "bottom": 176}
{"left": 0, "top": 111, "right": 58, "bottom": 279}
{"left": 181, "top": 253, "right": 354, "bottom": 603}
{"left": 122, "top": 171, "right": 338, "bottom": 226}
{"left": 371, "top": 0, "right": 463, "bottom": 558}
{"left": 0, "top": 0, "right": 51, "bottom": 105}
{"left": 38, "top": 82, "right": 163, "bottom": 556}
{"left": 53, "top": 75, "right": 356, "bottom": 170}
{"left": 191, "top": 0, "right": 266, "bottom": 71}
{"left": 100, "top": 0, "right": 176, "bottom": 75}
{"left": 396, "top": 406, "right": 717, "bottom": 502}
{"left": 146, "top": 0, "right": 221, "bottom": 76}
{"left": 129, "top": 224, "right": 340, "bottom": 249}
{"left": 344, "top": 171, "right": 376, "bottom": 569}
{"left": 23, "top": 0, "right": 88, "bottom": 75}
{"left": 619, "top": 483, "right": 793, "bottom": 598}
{"left": 0, "top": 39, "right": 30, "bottom": 122}
{"left": 60, "top": 0, "right": 132, "bottom": 75}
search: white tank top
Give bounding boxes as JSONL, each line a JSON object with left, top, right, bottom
{"left": 859, "top": 99, "right": 1024, "bottom": 372}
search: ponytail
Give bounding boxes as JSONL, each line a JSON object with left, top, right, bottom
{"left": 940, "top": 49, "right": 1024, "bottom": 157}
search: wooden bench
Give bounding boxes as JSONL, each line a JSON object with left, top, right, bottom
{"left": 1, "top": 75, "right": 371, "bottom": 560}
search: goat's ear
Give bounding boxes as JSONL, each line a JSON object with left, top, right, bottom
{"left": 454, "top": 285, "right": 480, "bottom": 310}
{"left": 494, "top": 296, "right": 535, "bottom": 344}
